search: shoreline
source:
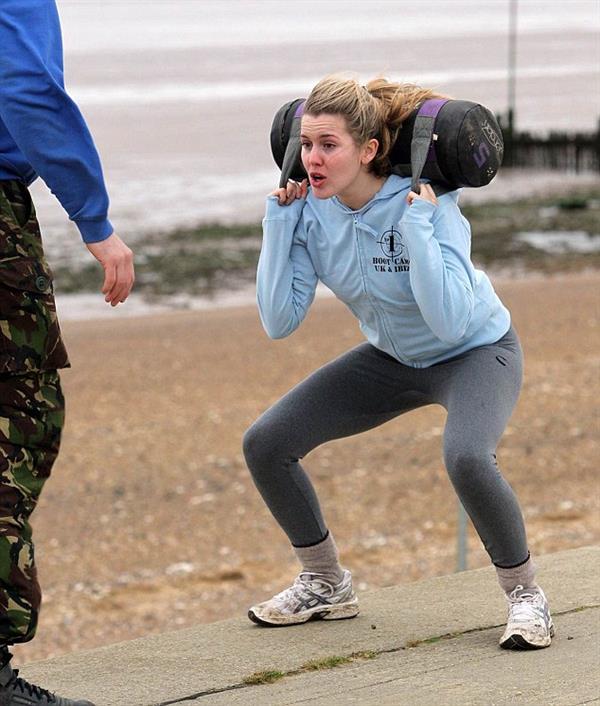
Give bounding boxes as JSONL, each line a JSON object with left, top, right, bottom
{"left": 50, "top": 178, "right": 600, "bottom": 321}
{"left": 55, "top": 267, "right": 600, "bottom": 322}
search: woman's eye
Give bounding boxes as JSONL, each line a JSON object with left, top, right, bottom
{"left": 301, "top": 142, "right": 311, "bottom": 149}
{"left": 323, "top": 143, "right": 336, "bottom": 150}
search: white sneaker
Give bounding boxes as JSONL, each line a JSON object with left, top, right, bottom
{"left": 248, "top": 570, "right": 359, "bottom": 626}
{"left": 499, "top": 584, "right": 555, "bottom": 649}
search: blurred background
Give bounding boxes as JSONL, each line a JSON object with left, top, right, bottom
{"left": 14, "top": 0, "right": 599, "bottom": 663}
{"left": 29, "top": 0, "right": 599, "bottom": 317}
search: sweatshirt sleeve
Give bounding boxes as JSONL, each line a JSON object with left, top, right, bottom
{"left": 257, "top": 196, "right": 318, "bottom": 339}
{"left": 399, "top": 194, "right": 475, "bottom": 344}
{"left": 0, "top": 0, "right": 113, "bottom": 243}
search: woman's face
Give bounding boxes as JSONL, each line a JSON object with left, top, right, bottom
{"left": 300, "top": 113, "right": 378, "bottom": 204}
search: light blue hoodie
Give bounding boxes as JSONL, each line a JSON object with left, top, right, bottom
{"left": 257, "top": 175, "right": 510, "bottom": 368}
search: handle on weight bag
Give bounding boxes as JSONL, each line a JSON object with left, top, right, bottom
{"left": 410, "top": 98, "right": 451, "bottom": 197}
{"left": 278, "top": 101, "right": 305, "bottom": 188}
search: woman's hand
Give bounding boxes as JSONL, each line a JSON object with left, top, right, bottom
{"left": 270, "top": 179, "right": 308, "bottom": 206}
{"left": 407, "top": 182, "right": 438, "bottom": 207}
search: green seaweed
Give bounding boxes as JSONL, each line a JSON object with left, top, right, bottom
{"left": 52, "top": 186, "right": 600, "bottom": 300}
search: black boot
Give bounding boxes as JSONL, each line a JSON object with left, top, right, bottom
{"left": 0, "top": 651, "right": 95, "bottom": 706}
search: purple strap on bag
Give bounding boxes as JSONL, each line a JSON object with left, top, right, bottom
{"left": 417, "top": 98, "right": 449, "bottom": 118}
{"left": 417, "top": 99, "right": 449, "bottom": 162}
{"left": 410, "top": 98, "right": 450, "bottom": 192}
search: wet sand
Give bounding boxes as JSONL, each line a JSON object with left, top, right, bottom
{"left": 12, "top": 270, "right": 600, "bottom": 663}
{"left": 35, "top": 23, "right": 600, "bottom": 251}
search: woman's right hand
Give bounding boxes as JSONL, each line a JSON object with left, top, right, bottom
{"left": 270, "top": 179, "right": 307, "bottom": 206}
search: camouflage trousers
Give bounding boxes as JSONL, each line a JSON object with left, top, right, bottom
{"left": 0, "top": 181, "right": 69, "bottom": 644}
{"left": 0, "top": 371, "right": 64, "bottom": 644}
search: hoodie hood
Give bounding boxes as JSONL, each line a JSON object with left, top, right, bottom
{"left": 325, "top": 175, "right": 411, "bottom": 216}
{"left": 315, "top": 175, "right": 460, "bottom": 217}
{"left": 259, "top": 173, "right": 508, "bottom": 367}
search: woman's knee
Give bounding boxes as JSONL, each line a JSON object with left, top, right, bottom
{"left": 444, "top": 446, "right": 497, "bottom": 490}
{"left": 243, "top": 416, "right": 285, "bottom": 474}
{"left": 242, "top": 420, "right": 264, "bottom": 468}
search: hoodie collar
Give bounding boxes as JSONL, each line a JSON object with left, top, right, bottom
{"left": 331, "top": 174, "right": 411, "bottom": 215}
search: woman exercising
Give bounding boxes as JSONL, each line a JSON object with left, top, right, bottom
{"left": 243, "top": 75, "right": 553, "bottom": 650}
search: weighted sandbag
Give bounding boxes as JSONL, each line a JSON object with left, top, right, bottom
{"left": 270, "top": 96, "right": 504, "bottom": 193}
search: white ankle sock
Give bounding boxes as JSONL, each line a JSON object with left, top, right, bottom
{"left": 495, "top": 555, "right": 537, "bottom": 594}
{"left": 293, "top": 532, "right": 344, "bottom": 585}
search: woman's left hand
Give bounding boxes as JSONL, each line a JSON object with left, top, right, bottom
{"left": 270, "top": 179, "right": 308, "bottom": 206}
{"left": 407, "top": 183, "right": 438, "bottom": 207}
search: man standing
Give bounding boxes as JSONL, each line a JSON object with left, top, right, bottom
{"left": 0, "top": 1, "right": 134, "bottom": 704}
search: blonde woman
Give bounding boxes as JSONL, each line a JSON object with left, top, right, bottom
{"left": 243, "top": 76, "right": 553, "bottom": 650}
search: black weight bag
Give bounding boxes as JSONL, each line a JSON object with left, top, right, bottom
{"left": 270, "top": 96, "right": 504, "bottom": 195}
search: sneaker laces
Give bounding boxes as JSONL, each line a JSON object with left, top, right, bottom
{"left": 8, "top": 669, "right": 56, "bottom": 703}
{"left": 271, "top": 572, "right": 335, "bottom": 607}
{"left": 507, "top": 585, "right": 545, "bottom": 623}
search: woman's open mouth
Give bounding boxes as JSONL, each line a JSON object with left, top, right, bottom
{"left": 310, "top": 173, "right": 326, "bottom": 187}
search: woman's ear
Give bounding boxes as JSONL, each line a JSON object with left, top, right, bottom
{"left": 360, "top": 137, "right": 379, "bottom": 165}
{"left": 361, "top": 138, "right": 379, "bottom": 166}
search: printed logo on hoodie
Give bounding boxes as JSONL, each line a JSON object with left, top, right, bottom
{"left": 374, "top": 225, "right": 410, "bottom": 272}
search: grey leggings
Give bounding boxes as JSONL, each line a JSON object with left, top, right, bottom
{"left": 243, "top": 326, "right": 528, "bottom": 568}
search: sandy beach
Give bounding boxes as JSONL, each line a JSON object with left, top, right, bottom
{"left": 11, "top": 269, "right": 599, "bottom": 664}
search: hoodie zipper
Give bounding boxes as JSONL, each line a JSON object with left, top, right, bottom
{"left": 353, "top": 214, "right": 404, "bottom": 362}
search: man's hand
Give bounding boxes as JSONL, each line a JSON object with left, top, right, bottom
{"left": 86, "top": 233, "right": 134, "bottom": 306}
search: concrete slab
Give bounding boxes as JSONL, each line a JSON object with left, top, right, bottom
{"left": 19, "top": 546, "right": 600, "bottom": 706}
{"left": 200, "top": 609, "right": 600, "bottom": 706}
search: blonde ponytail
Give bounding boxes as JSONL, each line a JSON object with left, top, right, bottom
{"left": 304, "top": 75, "right": 446, "bottom": 177}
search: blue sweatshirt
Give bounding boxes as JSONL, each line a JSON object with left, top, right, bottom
{"left": 257, "top": 175, "right": 510, "bottom": 368}
{"left": 0, "top": 0, "right": 113, "bottom": 243}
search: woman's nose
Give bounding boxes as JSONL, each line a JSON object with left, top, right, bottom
{"left": 308, "top": 148, "right": 322, "bottom": 166}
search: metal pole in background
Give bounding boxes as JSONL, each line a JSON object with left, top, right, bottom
{"left": 507, "top": 0, "right": 518, "bottom": 136}
{"left": 456, "top": 500, "right": 468, "bottom": 572}
{"left": 456, "top": 0, "right": 519, "bottom": 574}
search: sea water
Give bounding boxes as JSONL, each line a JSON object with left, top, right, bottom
{"left": 30, "top": 0, "right": 598, "bottom": 258}
{"left": 17, "top": 0, "right": 597, "bottom": 318}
